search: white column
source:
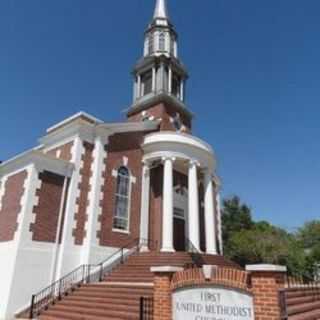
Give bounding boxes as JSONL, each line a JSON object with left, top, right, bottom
{"left": 133, "top": 77, "right": 137, "bottom": 101}
{"left": 152, "top": 67, "right": 156, "bottom": 92}
{"left": 161, "top": 157, "right": 175, "bottom": 252}
{"left": 56, "top": 136, "right": 84, "bottom": 279}
{"left": 139, "top": 162, "right": 151, "bottom": 251}
{"left": 188, "top": 160, "right": 200, "bottom": 251}
{"left": 180, "top": 80, "right": 184, "bottom": 101}
{"left": 82, "top": 134, "right": 107, "bottom": 264}
{"left": 168, "top": 67, "right": 172, "bottom": 94}
{"left": 204, "top": 170, "right": 217, "bottom": 255}
{"left": 216, "top": 192, "right": 223, "bottom": 255}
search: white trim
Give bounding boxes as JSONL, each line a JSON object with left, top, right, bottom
{"left": 55, "top": 136, "right": 85, "bottom": 280}
{"left": 246, "top": 264, "right": 287, "bottom": 272}
{"left": 46, "top": 112, "right": 103, "bottom": 133}
{"left": 28, "top": 173, "right": 42, "bottom": 242}
{"left": 43, "top": 136, "right": 76, "bottom": 153}
{"left": 143, "top": 132, "right": 214, "bottom": 155}
{"left": 0, "top": 150, "right": 74, "bottom": 179}
{"left": 0, "top": 176, "right": 8, "bottom": 213}
{"left": 112, "top": 228, "right": 130, "bottom": 235}
{"left": 111, "top": 166, "right": 136, "bottom": 234}
{"left": 82, "top": 135, "right": 108, "bottom": 264}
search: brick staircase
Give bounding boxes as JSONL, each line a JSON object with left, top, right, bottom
{"left": 34, "top": 252, "right": 238, "bottom": 320}
{"left": 284, "top": 287, "right": 320, "bottom": 320}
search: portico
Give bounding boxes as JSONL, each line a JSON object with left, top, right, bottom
{"left": 140, "top": 132, "right": 220, "bottom": 255}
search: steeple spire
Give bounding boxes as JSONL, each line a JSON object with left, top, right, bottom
{"left": 153, "top": 0, "right": 169, "bottom": 20}
{"left": 128, "top": 0, "right": 191, "bottom": 123}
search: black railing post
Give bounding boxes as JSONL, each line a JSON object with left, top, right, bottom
{"left": 58, "top": 279, "right": 62, "bottom": 300}
{"left": 82, "top": 264, "right": 85, "bottom": 283}
{"left": 88, "top": 265, "right": 91, "bottom": 283}
{"left": 99, "top": 263, "right": 103, "bottom": 282}
{"left": 140, "top": 297, "right": 144, "bottom": 320}
{"left": 121, "top": 247, "right": 124, "bottom": 264}
{"left": 29, "top": 295, "right": 35, "bottom": 319}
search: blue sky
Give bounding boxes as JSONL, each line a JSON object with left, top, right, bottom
{"left": 1, "top": 0, "right": 320, "bottom": 230}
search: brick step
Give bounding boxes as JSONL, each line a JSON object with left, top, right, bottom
{"left": 57, "top": 300, "right": 140, "bottom": 313}
{"left": 286, "top": 289, "right": 319, "bottom": 299}
{"left": 289, "top": 308, "right": 320, "bottom": 320}
{"left": 40, "top": 309, "right": 136, "bottom": 320}
{"left": 82, "top": 284, "right": 153, "bottom": 292}
{"left": 105, "top": 270, "right": 154, "bottom": 277}
{"left": 72, "top": 289, "right": 152, "bottom": 299}
{"left": 286, "top": 295, "right": 318, "bottom": 306}
{"left": 64, "top": 295, "right": 147, "bottom": 305}
{"left": 43, "top": 305, "right": 140, "bottom": 320}
{"left": 288, "top": 301, "right": 320, "bottom": 316}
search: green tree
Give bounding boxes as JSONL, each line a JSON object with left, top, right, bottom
{"left": 222, "top": 196, "right": 254, "bottom": 245}
{"left": 222, "top": 196, "right": 307, "bottom": 276}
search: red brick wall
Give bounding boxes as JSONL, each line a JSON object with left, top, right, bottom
{"left": 98, "top": 132, "right": 145, "bottom": 247}
{"left": 0, "top": 170, "right": 28, "bottom": 242}
{"left": 250, "top": 271, "right": 285, "bottom": 320}
{"left": 154, "top": 273, "right": 173, "bottom": 320}
{"left": 46, "top": 141, "right": 74, "bottom": 162}
{"left": 128, "top": 103, "right": 192, "bottom": 132}
{"left": 30, "top": 171, "right": 66, "bottom": 243}
{"left": 73, "top": 142, "right": 94, "bottom": 245}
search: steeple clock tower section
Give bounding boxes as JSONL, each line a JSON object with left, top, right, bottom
{"left": 127, "top": 0, "right": 193, "bottom": 132}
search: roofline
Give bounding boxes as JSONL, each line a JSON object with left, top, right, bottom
{"left": 46, "top": 111, "right": 104, "bottom": 134}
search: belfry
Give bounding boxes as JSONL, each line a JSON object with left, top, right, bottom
{"left": 0, "top": 1, "right": 235, "bottom": 319}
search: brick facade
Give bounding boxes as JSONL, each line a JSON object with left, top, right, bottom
{"left": 46, "top": 141, "right": 74, "bottom": 162}
{"left": 98, "top": 132, "right": 145, "bottom": 247}
{"left": 30, "top": 171, "right": 66, "bottom": 243}
{"left": 0, "top": 170, "right": 28, "bottom": 242}
{"left": 127, "top": 103, "right": 192, "bottom": 133}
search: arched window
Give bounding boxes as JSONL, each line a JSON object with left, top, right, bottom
{"left": 159, "top": 33, "right": 165, "bottom": 51}
{"left": 113, "top": 166, "right": 131, "bottom": 231}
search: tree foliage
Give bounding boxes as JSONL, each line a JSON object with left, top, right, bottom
{"left": 222, "top": 196, "right": 316, "bottom": 276}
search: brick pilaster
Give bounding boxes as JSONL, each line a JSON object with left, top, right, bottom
{"left": 246, "top": 265, "right": 287, "bottom": 320}
{"left": 151, "top": 266, "right": 183, "bottom": 320}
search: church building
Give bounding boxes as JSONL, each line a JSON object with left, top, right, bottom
{"left": 0, "top": 1, "right": 235, "bottom": 319}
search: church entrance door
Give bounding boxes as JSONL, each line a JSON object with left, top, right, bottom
{"left": 173, "top": 208, "right": 186, "bottom": 251}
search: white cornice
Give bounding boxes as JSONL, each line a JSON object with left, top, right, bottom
{"left": 40, "top": 119, "right": 160, "bottom": 150}
{"left": 0, "top": 150, "right": 74, "bottom": 178}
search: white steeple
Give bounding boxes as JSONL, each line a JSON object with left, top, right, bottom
{"left": 153, "top": 0, "right": 169, "bottom": 20}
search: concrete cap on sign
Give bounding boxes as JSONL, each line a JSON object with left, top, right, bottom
{"left": 245, "top": 264, "right": 287, "bottom": 272}
{"left": 151, "top": 266, "right": 184, "bottom": 273}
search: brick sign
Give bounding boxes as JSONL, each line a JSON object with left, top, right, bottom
{"left": 173, "top": 287, "right": 254, "bottom": 320}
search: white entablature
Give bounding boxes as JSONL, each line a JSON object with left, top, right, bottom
{"left": 142, "top": 131, "right": 216, "bottom": 171}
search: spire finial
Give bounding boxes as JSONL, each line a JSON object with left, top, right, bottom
{"left": 153, "top": 0, "right": 169, "bottom": 19}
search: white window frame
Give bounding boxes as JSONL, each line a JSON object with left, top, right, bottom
{"left": 112, "top": 166, "right": 132, "bottom": 234}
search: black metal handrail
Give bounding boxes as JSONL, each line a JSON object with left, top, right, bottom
{"left": 185, "top": 238, "right": 204, "bottom": 268}
{"left": 279, "top": 289, "right": 288, "bottom": 320}
{"left": 29, "top": 237, "right": 157, "bottom": 318}
{"left": 140, "top": 296, "right": 154, "bottom": 320}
